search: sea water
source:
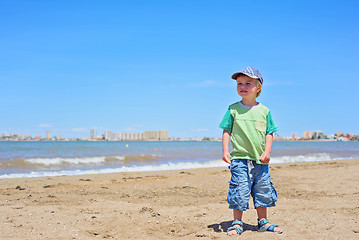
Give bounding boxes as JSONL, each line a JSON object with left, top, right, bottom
{"left": 0, "top": 141, "right": 358, "bottom": 179}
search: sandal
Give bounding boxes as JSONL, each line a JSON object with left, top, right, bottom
{"left": 258, "top": 219, "right": 283, "bottom": 234}
{"left": 227, "top": 220, "right": 243, "bottom": 236}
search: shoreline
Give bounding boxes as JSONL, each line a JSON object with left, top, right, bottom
{"left": 0, "top": 159, "right": 358, "bottom": 239}
{"left": 0, "top": 156, "right": 357, "bottom": 180}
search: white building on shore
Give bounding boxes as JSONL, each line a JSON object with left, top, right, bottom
{"left": 144, "top": 130, "right": 169, "bottom": 141}
{"left": 103, "top": 130, "right": 169, "bottom": 141}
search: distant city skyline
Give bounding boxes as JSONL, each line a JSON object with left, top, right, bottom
{"left": 1, "top": 128, "right": 357, "bottom": 142}
{"left": 0, "top": 129, "right": 171, "bottom": 141}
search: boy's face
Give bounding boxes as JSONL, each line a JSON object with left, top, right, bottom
{"left": 236, "top": 75, "right": 261, "bottom": 99}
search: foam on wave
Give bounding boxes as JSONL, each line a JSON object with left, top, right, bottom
{"left": 0, "top": 152, "right": 352, "bottom": 179}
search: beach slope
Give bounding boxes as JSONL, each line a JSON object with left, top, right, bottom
{"left": 0, "top": 159, "right": 358, "bottom": 239}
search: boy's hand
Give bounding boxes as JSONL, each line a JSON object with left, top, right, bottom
{"left": 260, "top": 133, "right": 273, "bottom": 164}
{"left": 259, "top": 151, "right": 271, "bottom": 164}
{"left": 222, "top": 152, "right": 231, "bottom": 164}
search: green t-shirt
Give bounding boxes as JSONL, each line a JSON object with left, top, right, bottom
{"left": 219, "top": 102, "right": 278, "bottom": 164}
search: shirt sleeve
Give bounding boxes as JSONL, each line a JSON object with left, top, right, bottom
{"left": 266, "top": 111, "right": 278, "bottom": 135}
{"left": 219, "top": 108, "right": 233, "bottom": 131}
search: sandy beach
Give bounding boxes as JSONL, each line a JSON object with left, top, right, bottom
{"left": 0, "top": 159, "right": 358, "bottom": 240}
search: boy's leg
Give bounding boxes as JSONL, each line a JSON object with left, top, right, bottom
{"left": 256, "top": 207, "right": 282, "bottom": 233}
{"left": 233, "top": 209, "right": 243, "bottom": 221}
{"left": 227, "top": 209, "right": 243, "bottom": 235}
{"left": 227, "top": 160, "right": 251, "bottom": 235}
{"left": 251, "top": 163, "right": 281, "bottom": 232}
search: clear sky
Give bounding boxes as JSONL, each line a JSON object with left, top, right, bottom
{"left": 1, "top": 0, "right": 358, "bottom": 138}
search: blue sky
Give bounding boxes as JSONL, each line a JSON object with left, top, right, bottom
{"left": 1, "top": 0, "right": 358, "bottom": 138}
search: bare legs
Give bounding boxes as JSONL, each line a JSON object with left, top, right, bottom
{"left": 256, "top": 206, "right": 267, "bottom": 219}
{"left": 233, "top": 209, "right": 243, "bottom": 221}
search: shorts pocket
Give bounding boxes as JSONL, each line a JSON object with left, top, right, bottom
{"left": 227, "top": 180, "right": 239, "bottom": 205}
{"left": 229, "top": 161, "right": 246, "bottom": 184}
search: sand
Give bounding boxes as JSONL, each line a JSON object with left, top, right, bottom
{"left": 0, "top": 159, "right": 358, "bottom": 240}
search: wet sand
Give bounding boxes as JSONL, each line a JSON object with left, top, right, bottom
{"left": 0, "top": 159, "right": 358, "bottom": 239}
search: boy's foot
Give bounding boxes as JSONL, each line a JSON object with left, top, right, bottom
{"left": 258, "top": 219, "right": 282, "bottom": 233}
{"left": 227, "top": 220, "right": 243, "bottom": 236}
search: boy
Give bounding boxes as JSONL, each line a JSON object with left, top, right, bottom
{"left": 219, "top": 67, "right": 282, "bottom": 236}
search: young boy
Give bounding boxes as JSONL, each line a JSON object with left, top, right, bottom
{"left": 219, "top": 67, "right": 282, "bottom": 236}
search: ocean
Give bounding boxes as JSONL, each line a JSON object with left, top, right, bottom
{"left": 0, "top": 141, "right": 358, "bottom": 179}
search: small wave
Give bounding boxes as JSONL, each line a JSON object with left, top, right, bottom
{"left": 0, "top": 152, "right": 353, "bottom": 179}
{"left": 0, "top": 154, "right": 162, "bottom": 170}
{"left": 0, "top": 160, "right": 228, "bottom": 179}
{"left": 22, "top": 154, "right": 161, "bottom": 166}
{"left": 25, "top": 157, "right": 109, "bottom": 166}
{"left": 270, "top": 152, "right": 342, "bottom": 164}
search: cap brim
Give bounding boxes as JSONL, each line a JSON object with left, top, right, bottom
{"left": 231, "top": 72, "right": 259, "bottom": 80}
{"left": 231, "top": 72, "right": 240, "bottom": 80}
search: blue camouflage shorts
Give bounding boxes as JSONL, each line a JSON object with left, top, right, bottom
{"left": 227, "top": 159, "right": 277, "bottom": 211}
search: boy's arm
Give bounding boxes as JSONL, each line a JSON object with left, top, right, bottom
{"left": 222, "top": 130, "right": 231, "bottom": 164}
{"left": 259, "top": 133, "right": 274, "bottom": 164}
